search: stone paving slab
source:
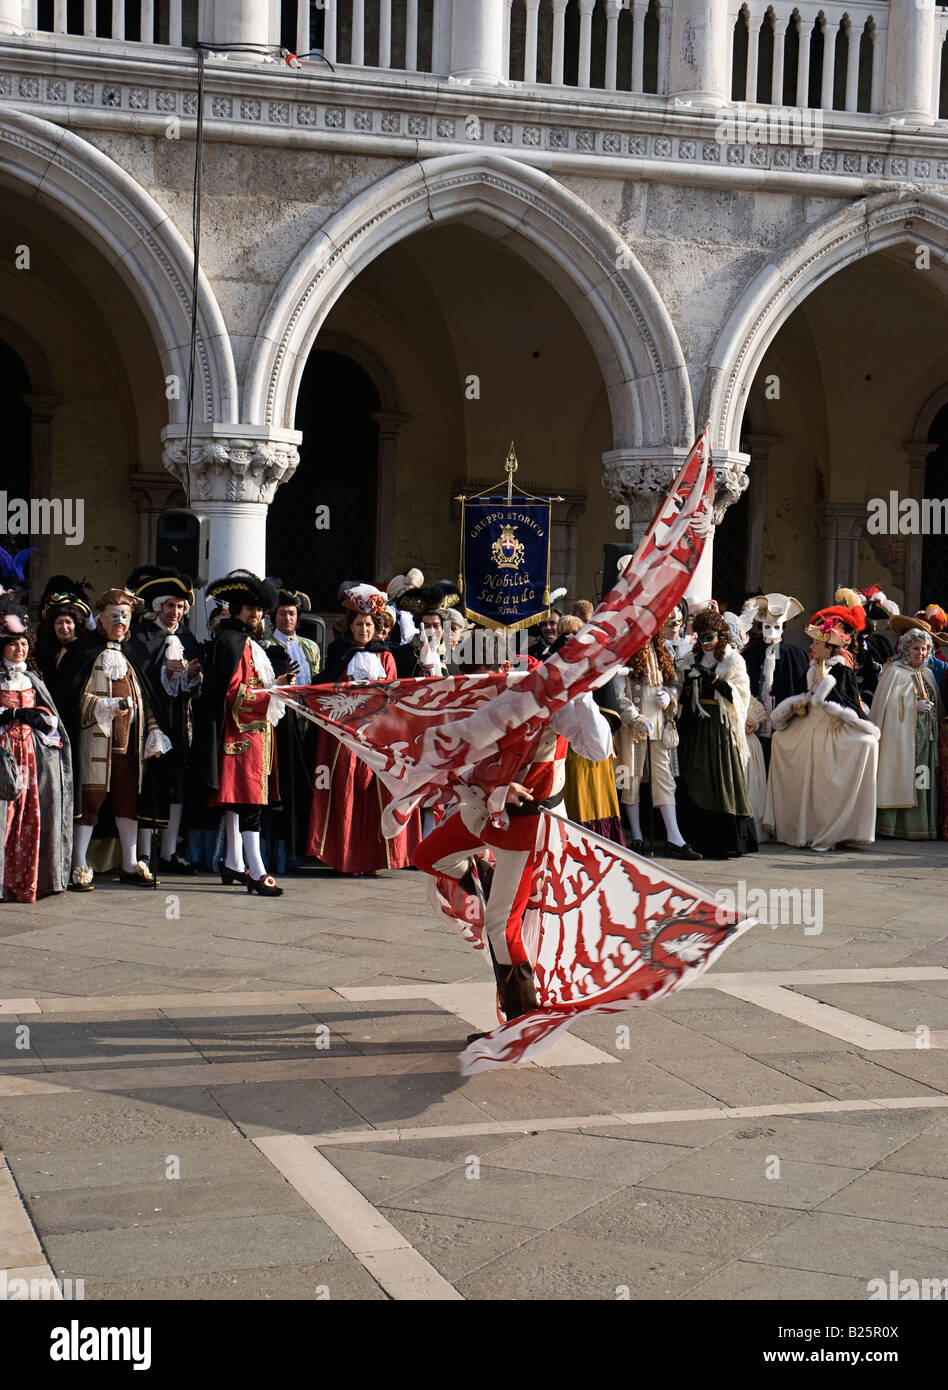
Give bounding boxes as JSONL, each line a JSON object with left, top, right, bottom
{"left": 454, "top": 1227, "right": 728, "bottom": 1300}
{"left": 87, "top": 1256, "right": 387, "bottom": 1301}
{"left": 635, "top": 1146, "right": 865, "bottom": 1210}
{"left": 758, "top": 1051, "right": 944, "bottom": 1100}
{"left": 557, "top": 1186, "right": 800, "bottom": 1257}
{"left": 477, "top": 1131, "right": 692, "bottom": 1185}
{"left": 6, "top": 1134, "right": 276, "bottom": 1193}
{"left": 44, "top": 1211, "right": 346, "bottom": 1283}
{"left": 743, "top": 1210, "right": 948, "bottom": 1281}
{"left": 818, "top": 1169, "right": 948, "bottom": 1227}
{"left": 205, "top": 1077, "right": 372, "bottom": 1139}
{"left": 686, "top": 1260, "right": 872, "bottom": 1300}
{"left": 382, "top": 1163, "right": 620, "bottom": 1230}
{"left": 0, "top": 1086, "right": 237, "bottom": 1153}
{"left": 371, "top": 1208, "right": 541, "bottom": 1284}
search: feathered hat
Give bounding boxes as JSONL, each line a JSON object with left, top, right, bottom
{"left": 0, "top": 546, "right": 37, "bottom": 592}
{"left": 206, "top": 570, "right": 277, "bottom": 612}
{"left": 805, "top": 604, "right": 865, "bottom": 646}
{"left": 127, "top": 565, "right": 195, "bottom": 614}
{"left": 343, "top": 583, "right": 390, "bottom": 617}
{"left": 889, "top": 609, "right": 948, "bottom": 647}
{"left": 849, "top": 585, "right": 900, "bottom": 621}
{"left": 0, "top": 596, "right": 29, "bottom": 641}
{"left": 387, "top": 569, "right": 425, "bottom": 603}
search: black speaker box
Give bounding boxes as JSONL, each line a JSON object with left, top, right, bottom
{"left": 156, "top": 510, "right": 209, "bottom": 589}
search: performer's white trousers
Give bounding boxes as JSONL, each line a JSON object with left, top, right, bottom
{"left": 620, "top": 741, "right": 676, "bottom": 807}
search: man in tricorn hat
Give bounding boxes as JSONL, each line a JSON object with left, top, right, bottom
{"left": 192, "top": 570, "right": 295, "bottom": 895}
{"left": 52, "top": 587, "right": 170, "bottom": 889}
{"left": 265, "top": 587, "right": 321, "bottom": 868}
{"left": 126, "top": 566, "right": 203, "bottom": 874}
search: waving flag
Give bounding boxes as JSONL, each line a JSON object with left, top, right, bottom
{"left": 275, "top": 434, "right": 750, "bottom": 1068}
{"left": 281, "top": 432, "right": 713, "bottom": 832}
{"left": 446, "top": 815, "right": 755, "bottom": 1073}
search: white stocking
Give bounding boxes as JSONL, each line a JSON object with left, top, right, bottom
{"left": 139, "top": 828, "right": 153, "bottom": 859}
{"left": 115, "top": 817, "right": 141, "bottom": 872}
{"left": 241, "top": 830, "right": 267, "bottom": 881}
{"left": 625, "top": 803, "right": 643, "bottom": 841}
{"left": 224, "top": 811, "right": 245, "bottom": 872}
{"left": 161, "top": 803, "right": 184, "bottom": 860}
{"left": 659, "top": 803, "right": 686, "bottom": 847}
{"left": 72, "top": 823, "right": 95, "bottom": 870}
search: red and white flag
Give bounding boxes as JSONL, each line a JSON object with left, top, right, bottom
{"left": 277, "top": 433, "right": 755, "bottom": 1067}
{"left": 438, "top": 814, "right": 755, "bottom": 1074}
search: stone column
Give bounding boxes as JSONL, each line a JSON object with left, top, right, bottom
{"left": 702, "top": 449, "right": 751, "bottom": 603}
{"left": 0, "top": 1, "right": 27, "bottom": 35}
{"left": 22, "top": 392, "right": 59, "bottom": 610}
{"left": 744, "top": 432, "right": 778, "bottom": 589}
{"left": 450, "top": 0, "right": 508, "bottom": 84}
{"left": 816, "top": 503, "right": 867, "bottom": 602}
{"left": 903, "top": 441, "right": 932, "bottom": 613}
{"left": 667, "top": 0, "right": 732, "bottom": 105}
{"left": 372, "top": 411, "right": 409, "bottom": 586}
{"left": 161, "top": 426, "right": 301, "bottom": 584}
{"left": 130, "top": 470, "right": 187, "bottom": 566}
{"left": 207, "top": 0, "right": 272, "bottom": 60}
{"left": 884, "top": 0, "right": 936, "bottom": 124}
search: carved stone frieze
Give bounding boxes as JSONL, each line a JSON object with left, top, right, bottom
{"left": 161, "top": 433, "right": 300, "bottom": 505}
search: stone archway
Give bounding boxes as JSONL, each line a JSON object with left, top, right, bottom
{"left": 0, "top": 107, "right": 238, "bottom": 428}
{"left": 243, "top": 152, "right": 693, "bottom": 454}
{"left": 702, "top": 189, "right": 948, "bottom": 457}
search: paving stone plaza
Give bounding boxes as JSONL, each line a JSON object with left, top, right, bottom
{"left": 2, "top": 841, "right": 946, "bottom": 1303}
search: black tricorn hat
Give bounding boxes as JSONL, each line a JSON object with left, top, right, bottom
{"left": 206, "top": 570, "right": 277, "bottom": 612}
{"left": 273, "top": 588, "right": 311, "bottom": 616}
{"left": 39, "top": 573, "right": 91, "bottom": 610}
{"left": 401, "top": 579, "right": 462, "bottom": 617}
{"left": 127, "top": 565, "right": 195, "bottom": 611}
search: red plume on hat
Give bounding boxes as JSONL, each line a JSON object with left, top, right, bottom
{"left": 816, "top": 604, "right": 866, "bottom": 633}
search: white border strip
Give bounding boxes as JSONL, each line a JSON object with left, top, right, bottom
{"left": 252, "top": 1135, "right": 462, "bottom": 1301}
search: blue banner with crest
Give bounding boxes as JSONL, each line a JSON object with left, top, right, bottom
{"left": 460, "top": 498, "right": 552, "bottom": 632}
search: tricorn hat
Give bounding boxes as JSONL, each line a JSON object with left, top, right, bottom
{"left": 95, "top": 587, "right": 143, "bottom": 616}
{"left": 273, "top": 588, "right": 311, "bottom": 616}
{"left": 127, "top": 565, "right": 195, "bottom": 613}
{"left": 0, "top": 597, "right": 29, "bottom": 641}
{"left": 206, "top": 570, "right": 277, "bottom": 613}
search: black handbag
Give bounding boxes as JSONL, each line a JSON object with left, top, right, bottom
{"left": 0, "top": 741, "right": 24, "bottom": 801}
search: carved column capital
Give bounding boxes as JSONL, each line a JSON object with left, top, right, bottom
{"left": 712, "top": 450, "right": 751, "bottom": 525}
{"left": 601, "top": 447, "right": 691, "bottom": 519}
{"left": 161, "top": 426, "right": 302, "bottom": 506}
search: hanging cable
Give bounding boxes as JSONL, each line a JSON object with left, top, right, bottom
{"left": 181, "top": 38, "right": 335, "bottom": 506}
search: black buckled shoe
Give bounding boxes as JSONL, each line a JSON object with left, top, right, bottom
{"left": 117, "top": 861, "right": 157, "bottom": 885}
{"left": 159, "top": 853, "right": 197, "bottom": 875}
{"left": 664, "top": 842, "right": 702, "bottom": 861}
{"left": 247, "top": 874, "right": 284, "bottom": 897}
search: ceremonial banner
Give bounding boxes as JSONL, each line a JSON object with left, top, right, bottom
{"left": 460, "top": 497, "right": 552, "bottom": 632}
{"left": 431, "top": 814, "right": 757, "bottom": 1074}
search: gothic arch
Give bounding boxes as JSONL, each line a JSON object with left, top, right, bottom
{"left": 702, "top": 189, "right": 948, "bottom": 455}
{"left": 0, "top": 107, "right": 238, "bottom": 426}
{"left": 243, "top": 152, "right": 693, "bottom": 451}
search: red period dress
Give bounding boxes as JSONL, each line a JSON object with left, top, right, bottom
{"left": 1, "top": 686, "right": 51, "bottom": 903}
{"left": 209, "top": 640, "right": 280, "bottom": 807}
{"left": 306, "top": 648, "right": 422, "bottom": 874}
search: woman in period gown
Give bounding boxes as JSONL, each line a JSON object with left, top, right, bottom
{"left": 676, "top": 609, "right": 757, "bottom": 858}
{"left": 307, "top": 595, "right": 422, "bottom": 875}
{"left": 764, "top": 606, "right": 880, "bottom": 852}
{"left": 871, "top": 623, "right": 942, "bottom": 841}
{"left": 0, "top": 606, "right": 73, "bottom": 902}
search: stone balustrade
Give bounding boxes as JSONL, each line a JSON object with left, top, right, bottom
{"left": 3, "top": 0, "right": 947, "bottom": 123}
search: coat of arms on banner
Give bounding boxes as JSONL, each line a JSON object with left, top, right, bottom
{"left": 491, "top": 525, "right": 525, "bottom": 569}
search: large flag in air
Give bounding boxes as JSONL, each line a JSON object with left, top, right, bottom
{"left": 281, "top": 431, "right": 714, "bottom": 833}
{"left": 429, "top": 814, "right": 756, "bottom": 1074}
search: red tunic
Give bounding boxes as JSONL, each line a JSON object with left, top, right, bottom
{"left": 1, "top": 687, "right": 48, "bottom": 903}
{"left": 209, "top": 641, "right": 280, "bottom": 807}
{"left": 306, "top": 647, "right": 422, "bottom": 873}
